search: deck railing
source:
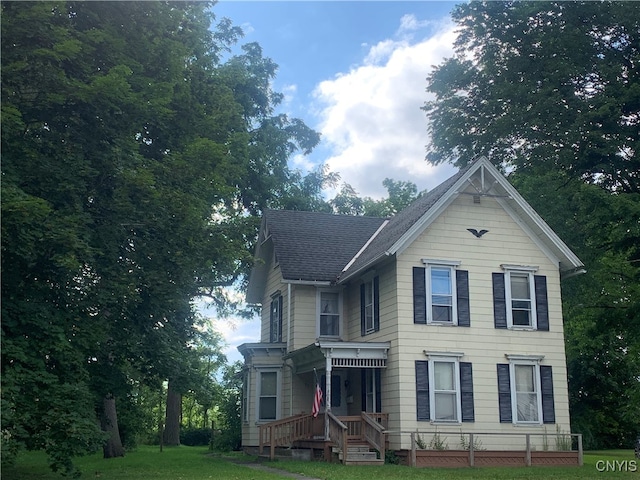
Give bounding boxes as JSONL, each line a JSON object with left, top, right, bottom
{"left": 258, "top": 413, "right": 314, "bottom": 460}
{"left": 327, "top": 412, "right": 348, "bottom": 464}
{"left": 361, "top": 412, "right": 386, "bottom": 459}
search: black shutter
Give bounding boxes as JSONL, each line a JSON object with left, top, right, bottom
{"left": 497, "top": 364, "right": 512, "bottom": 423}
{"left": 540, "top": 365, "right": 556, "bottom": 424}
{"left": 278, "top": 295, "right": 283, "bottom": 342}
{"left": 415, "top": 361, "right": 430, "bottom": 420}
{"left": 535, "top": 275, "right": 549, "bottom": 331}
{"left": 456, "top": 270, "right": 470, "bottom": 327}
{"left": 332, "top": 375, "right": 341, "bottom": 407}
{"left": 413, "top": 267, "right": 427, "bottom": 324}
{"left": 375, "top": 369, "right": 382, "bottom": 413}
{"left": 360, "top": 283, "right": 366, "bottom": 336}
{"left": 373, "top": 276, "right": 380, "bottom": 332}
{"left": 460, "top": 362, "right": 475, "bottom": 422}
{"left": 361, "top": 370, "right": 367, "bottom": 411}
{"left": 493, "top": 273, "right": 507, "bottom": 329}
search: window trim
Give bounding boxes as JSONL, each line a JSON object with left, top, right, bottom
{"left": 424, "top": 352, "right": 463, "bottom": 424}
{"left": 256, "top": 368, "right": 281, "bottom": 423}
{"left": 363, "top": 278, "right": 376, "bottom": 334}
{"left": 242, "top": 369, "right": 249, "bottom": 423}
{"left": 503, "top": 267, "right": 538, "bottom": 330}
{"left": 422, "top": 260, "right": 461, "bottom": 326}
{"left": 317, "top": 288, "right": 343, "bottom": 339}
{"left": 508, "top": 356, "right": 543, "bottom": 425}
{"left": 270, "top": 293, "right": 283, "bottom": 343}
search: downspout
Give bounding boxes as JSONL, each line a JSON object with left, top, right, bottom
{"left": 283, "top": 360, "right": 294, "bottom": 417}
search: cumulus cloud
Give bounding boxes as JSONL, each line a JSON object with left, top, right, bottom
{"left": 313, "top": 17, "right": 458, "bottom": 199}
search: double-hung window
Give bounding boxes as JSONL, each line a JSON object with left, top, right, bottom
{"left": 497, "top": 355, "right": 555, "bottom": 425}
{"left": 242, "top": 370, "right": 249, "bottom": 423}
{"left": 413, "top": 260, "right": 470, "bottom": 326}
{"left": 493, "top": 265, "right": 549, "bottom": 330}
{"left": 257, "top": 369, "right": 280, "bottom": 422}
{"left": 270, "top": 293, "right": 283, "bottom": 342}
{"left": 360, "top": 275, "right": 379, "bottom": 336}
{"left": 416, "top": 353, "right": 475, "bottom": 423}
{"left": 318, "top": 290, "right": 341, "bottom": 338}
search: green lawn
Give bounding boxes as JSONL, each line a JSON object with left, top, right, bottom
{"left": 2, "top": 446, "right": 637, "bottom": 479}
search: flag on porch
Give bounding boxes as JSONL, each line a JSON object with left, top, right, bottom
{"left": 311, "top": 382, "right": 323, "bottom": 418}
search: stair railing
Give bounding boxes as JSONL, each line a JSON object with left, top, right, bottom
{"left": 361, "top": 412, "right": 386, "bottom": 460}
{"left": 259, "top": 413, "right": 314, "bottom": 460}
{"left": 327, "top": 411, "right": 348, "bottom": 464}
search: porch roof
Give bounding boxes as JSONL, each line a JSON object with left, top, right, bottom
{"left": 284, "top": 341, "right": 391, "bottom": 374}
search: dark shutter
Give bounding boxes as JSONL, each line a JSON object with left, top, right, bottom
{"left": 460, "top": 362, "right": 475, "bottom": 422}
{"left": 269, "top": 298, "right": 275, "bottom": 342}
{"left": 332, "top": 375, "right": 341, "bottom": 407}
{"left": 413, "top": 267, "right": 427, "bottom": 324}
{"left": 278, "top": 295, "right": 283, "bottom": 342}
{"left": 360, "top": 283, "right": 366, "bottom": 336}
{"left": 456, "top": 270, "right": 470, "bottom": 327}
{"left": 373, "top": 276, "right": 380, "bottom": 332}
{"left": 497, "top": 364, "right": 512, "bottom": 423}
{"left": 415, "top": 361, "right": 430, "bottom": 421}
{"left": 534, "top": 275, "right": 549, "bottom": 331}
{"left": 493, "top": 273, "right": 507, "bottom": 329}
{"left": 540, "top": 365, "right": 556, "bottom": 424}
{"left": 375, "top": 369, "right": 382, "bottom": 413}
{"left": 361, "top": 370, "right": 367, "bottom": 411}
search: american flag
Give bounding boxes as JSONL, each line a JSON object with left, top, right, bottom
{"left": 311, "top": 383, "right": 323, "bottom": 418}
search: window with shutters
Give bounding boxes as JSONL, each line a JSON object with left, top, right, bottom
{"left": 416, "top": 353, "right": 475, "bottom": 424}
{"left": 360, "top": 275, "right": 379, "bottom": 336}
{"left": 413, "top": 260, "right": 470, "bottom": 327}
{"left": 497, "top": 356, "right": 555, "bottom": 425}
{"left": 493, "top": 266, "right": 549, "bottom": 331}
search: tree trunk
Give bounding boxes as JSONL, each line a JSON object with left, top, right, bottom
{"left": 163, "top": 380, "right": 181, "bottom": 446}
{"left": 102, "top": 394, "right": 125, "bottom": 458}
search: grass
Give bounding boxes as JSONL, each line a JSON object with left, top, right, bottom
{"left": 2, "top": 446, "right": 637, "bottom": 479}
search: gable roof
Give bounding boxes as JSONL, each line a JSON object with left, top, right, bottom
{"left": 246, "top": 157, "right": 584, "bottom": 303}
{"left": 339, "top": 157, "right": 584, "bottom": 282}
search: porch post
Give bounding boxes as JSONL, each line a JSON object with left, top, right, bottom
{"left": 324, "top": 353, "right": 332, "bottom": 440}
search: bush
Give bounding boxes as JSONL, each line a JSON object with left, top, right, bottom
{"left": 180, "top": 428, "right": 212, "bottom": 446}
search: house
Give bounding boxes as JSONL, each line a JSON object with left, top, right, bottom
{"left": 238, "top": 157, "right": 585, "bottom": 466}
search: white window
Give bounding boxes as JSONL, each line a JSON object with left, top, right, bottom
{"left": 257, "top": 370, "right": 280, "bottom": 422}
{"left": 509, "top": 360, "right": 543, "bottom": 424}
{"left": 423, "top": 260, "right": 461, "bottom": 325}
{"left": 429, "top": 358, "right": 461, "bottom": 422}
{"left": 365, "top": 369, "right": 377, "bottom": 412}
{"left": 504, "top": 267, "right": 537, "bottom": 329}
{"left": 363, "top": 279, "right": 375, "bottom": 334}
{"left": 317, "top": 290, "right": 341, "bottom": 338}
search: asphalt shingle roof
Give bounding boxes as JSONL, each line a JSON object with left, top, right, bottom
{"left": 264, "top": 162, "right": 473, "bottom": 284}
{"left": 264, "top": 209, "right": 386, "bottom": 282}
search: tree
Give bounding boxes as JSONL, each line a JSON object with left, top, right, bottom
{"left": 1, "top": 1, "right": 320, "bottom": 474}
{"left": 331, "top": 178, "right": 423, "bottom": 216}
{"left": 424, "top": 1, "right": 640, "bottom": 448}
{"left": 424, "top": 1, "right": 640, "bottom": 194}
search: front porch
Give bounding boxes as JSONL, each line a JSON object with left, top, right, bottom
{"left": 258, "top": 411, "right": 389, "bottom": 465}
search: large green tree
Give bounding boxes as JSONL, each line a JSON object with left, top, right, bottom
{"left": 1, "top": 1, "right": 319, "bottom": 474}
{"left": 424, "top": 1, "right": 640, "bottom": 448}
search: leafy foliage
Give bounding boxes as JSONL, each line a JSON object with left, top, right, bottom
{"left": 1, "top": 1, "right": 319, "bottom": 474}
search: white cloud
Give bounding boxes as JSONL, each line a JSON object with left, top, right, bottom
{"left": 312, "top": 17, "right": 458, "bottom": 199}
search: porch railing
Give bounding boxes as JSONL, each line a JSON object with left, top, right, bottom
{"left": 327, "top": 411, "right": 348, "bottom": 464}
{"left": 258, "top": 413, "right": 314, "bottom": 460}
{"left": 361, "top": 412, "right": 386, "bottom": 459}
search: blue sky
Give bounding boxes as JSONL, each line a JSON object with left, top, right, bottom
{"left": 204, "top": 1, "right": 461, "bottom": 362}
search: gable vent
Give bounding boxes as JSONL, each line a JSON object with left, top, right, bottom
{"left": 473, "top": 194, "right": 481, "bottom": 204}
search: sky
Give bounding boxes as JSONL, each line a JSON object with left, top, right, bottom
{"left": 202, "top": 1, "right": 461, "bottom": 363}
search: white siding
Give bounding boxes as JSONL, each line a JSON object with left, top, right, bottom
{"left": 388, "top": 190, "right": 571, "bottom": 449}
